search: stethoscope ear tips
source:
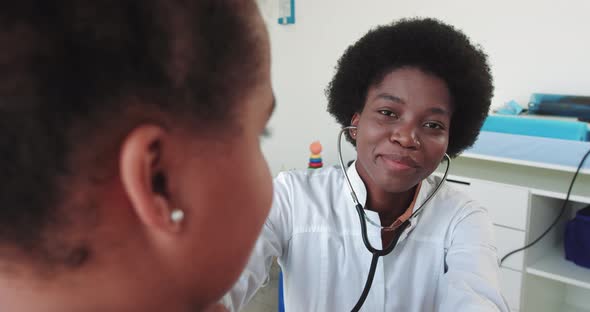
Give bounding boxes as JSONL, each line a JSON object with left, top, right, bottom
{"left": 346, "top": 125, "right": 358, "bottom": 138}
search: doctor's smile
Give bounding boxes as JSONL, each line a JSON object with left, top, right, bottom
{"left": 376, "top": 153, "right": 419, "bottom": 172}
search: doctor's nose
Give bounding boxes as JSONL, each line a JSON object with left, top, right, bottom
{"left": 389, "top": 124, "right": 420, "bottom": 149}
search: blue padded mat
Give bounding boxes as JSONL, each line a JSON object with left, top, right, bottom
{"left": 481, "top": 115, "right": 588, "bottom": 141}
{"left": 467, "top": 131, "right": 590, "bottom": 171}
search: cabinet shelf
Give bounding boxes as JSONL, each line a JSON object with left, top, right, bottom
{"left": 530, "top": 189, "right": 590, "bottom": 205}
{"left": 526, "top": 245, "right": 590, "bottom": 290}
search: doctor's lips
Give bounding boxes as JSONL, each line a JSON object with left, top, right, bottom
{"left": 378, "top": 154, "right": 419, "bottom": 170}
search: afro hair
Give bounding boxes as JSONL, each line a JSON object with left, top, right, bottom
{"left": 326, "top": 18, "right": 493, "bottom": 158}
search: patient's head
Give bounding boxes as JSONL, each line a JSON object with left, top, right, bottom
{"left": 0, "top": 1, "right": 273, "bottom": 310}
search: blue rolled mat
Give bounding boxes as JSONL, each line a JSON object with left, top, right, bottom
{"left": 481, "top": 115, "right": 588, "bottom": 141}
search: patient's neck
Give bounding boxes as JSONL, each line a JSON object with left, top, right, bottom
{"left": 0, "top": 251, "right": 194, "bottom": 312}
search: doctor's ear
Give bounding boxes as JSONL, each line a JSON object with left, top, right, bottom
{"left": 349, "top": 113, "right": 361, "bottom": 139}
{"left": 120, "top": 125, "right": 182, "bottom": 233}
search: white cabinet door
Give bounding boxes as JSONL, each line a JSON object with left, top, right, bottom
{"left": 445, "top": 176, "right": 472, "bottom": 194}
{"left": 494, "top": 225, "right": 526, "bottom": 271}
{"left": 499, "top": 268, "right": 522, "bottom": 312}
{"left": 469, "top": 180, "right": 530, "bottom": 230}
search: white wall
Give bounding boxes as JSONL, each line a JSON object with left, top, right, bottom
{"left": 257, "top": 0, "right": 590, "bottom": 175}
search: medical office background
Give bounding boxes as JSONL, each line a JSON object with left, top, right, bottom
{"left": 248, "top": 1, "right": 590, "bottom": 312}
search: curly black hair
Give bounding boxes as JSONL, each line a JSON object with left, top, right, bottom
{"left": 326, "top": 18, "right": 493, "bottom": 158}
{"left": 0, "top": 0, "right": 264, "bottom": 268}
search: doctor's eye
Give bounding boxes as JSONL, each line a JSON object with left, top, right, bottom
{"left": 423, "top": 122, "right": 445, "bottom": 130}
{"left": 378, "top": 110, "right": 399, "bottom": 119}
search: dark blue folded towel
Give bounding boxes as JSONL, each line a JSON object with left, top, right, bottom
{"left": 565, "top": 205, "right": 590, "bottom": 269}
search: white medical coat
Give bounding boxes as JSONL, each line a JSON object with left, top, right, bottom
{"left": 223, "top": 163, "right": 510, "bottom": 312}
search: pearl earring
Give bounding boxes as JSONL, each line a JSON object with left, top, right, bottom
{"left": 170, "top": 209, "right": 184, "bottom": 223}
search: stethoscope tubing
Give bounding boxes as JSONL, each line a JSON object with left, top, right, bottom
{"left": 336, "top": 126, "right": 451, "bottom": 311}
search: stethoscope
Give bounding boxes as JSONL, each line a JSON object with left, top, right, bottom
{"left": 337, "top": 126, "right": 451, "bottom": 312}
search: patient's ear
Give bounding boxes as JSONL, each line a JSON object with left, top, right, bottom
{"left": 119, "top": 125, "right": 181, "bottom": 234}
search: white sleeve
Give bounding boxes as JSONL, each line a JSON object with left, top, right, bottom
{"left": 438, "top": 203, "right": 510, "bottom": 312}
{"left": 221, "top": 173, "right": 293, "bottom": 312}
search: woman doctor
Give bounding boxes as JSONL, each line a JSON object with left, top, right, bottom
{"left": 224, "top": 18, "right": 509, "bottom": 311}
